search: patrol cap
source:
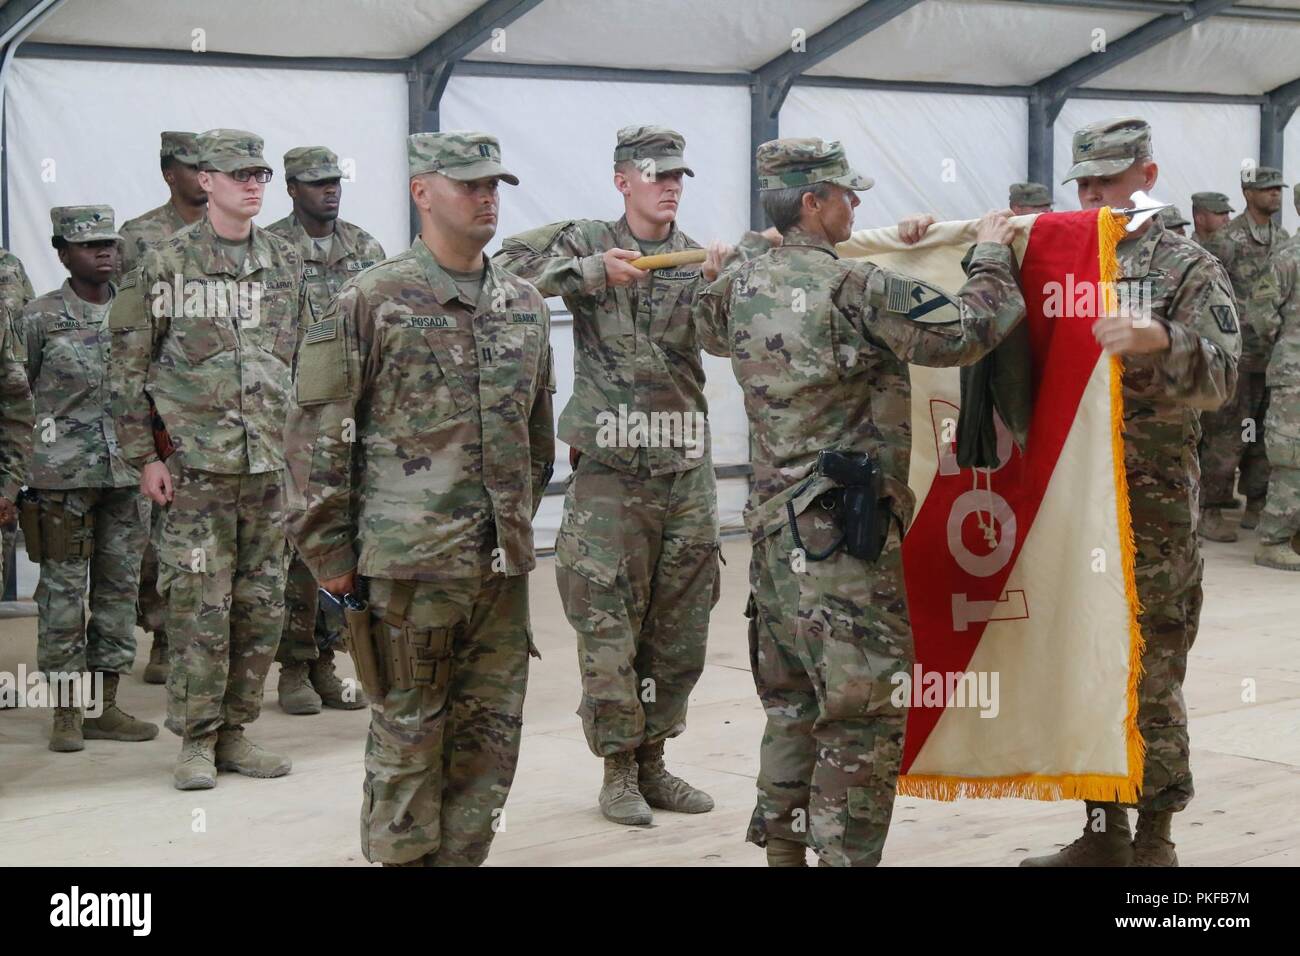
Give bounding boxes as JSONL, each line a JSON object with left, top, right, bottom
{"left": 51, "top": 205, "right": 120, "bottom": 243}
{"left": 408, "top": 131, "right": 518, "bottom": 185}
{"left": 1191, "top": 191, "right": 1233, "bottom": 214}
{"left": 613, "top": 125, "right": 694, "bottom": 177}
{"left": 160, "top": 131, "right": 200, "bottom": 166}
{"left": 1241, "top": 166, "right": 1286, "bottom": 190}
{"left": 284, "top": 146, "right": 343, "bottom": 182}
{"left": 1062, "top": 117, "right": 1151, "bottom": 183}
{"left": 196, "top": 129, "right": 270, "bottom": 173}
{"left": 755, "top": 138, "right": 874, "bottom": 192}
{"left": 1008, "top": 182, "right": 1052, "bottom": 207}
{"left": 1158, "top": 205, "right": 1190, "bottom": 229}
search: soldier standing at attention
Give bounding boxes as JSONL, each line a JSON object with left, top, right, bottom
{"left": 1022, "top": 118, "right": 1239, "bottom": 867}
{"left": 110, "top": 129, "right": 310, "bottom": 790}
{"left": 116, "top": 131, "right": 207, "bottom": 687}
{"left": 694, "top": 138, "right": 1025, "bottom": 866}
{"left": 0, "top": 245, "right": 35, "bottom": 603}
{"left": 267, "top": 146, "right": 385, "bottom": 716}
{"left": 23, "top": 206, "right": 154, "bottom": 752}
{"left": 1190, "top": 192, "right": 1233, "bottom": 248}
{"left": 284, "top": 132, "right": 555, "bottom": 867}
{"left": 1198, "top": 167, "right": 1288, "bottom": 541}
{"left": 1160, "top": 206, "right": 1191, "bottom": 237}
{"left": 1008, "top": 181, "right": 1053, "bottom": 215}
{"left": 495, "top": 126, "right": 773, "bottom": 827}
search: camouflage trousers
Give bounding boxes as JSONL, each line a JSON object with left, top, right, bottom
{"left": 746, "top": 504, "right": 910, "bottom": 867}
{"left": 135, "top": 504, "right": 166, "bottom": 635}
{"left": 1199, "top": 370, "right": 1270, "bottom": 507}
{"left": 361, "top": 572, "right": 532, "bottom": 867}
{"left": 1259, "top": 385, "right": 1300, "bottom": 545}
{"left": 274, "top": 549, "right": 340, "bottom": 664}
{"left": 555, "top": 455, "right": 719, "bottom": 757}
{"left": 155, "top": 465, "right": 288, "bottom": 739}
{"left": 33, "top": 486, "right": 149, "bottom": 675}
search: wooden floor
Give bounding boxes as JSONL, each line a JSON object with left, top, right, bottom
{"left": 1, "top": 514, "right": 1297, "bottom": 867}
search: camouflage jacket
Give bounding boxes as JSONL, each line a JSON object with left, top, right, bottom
{"left": 0, "top": 248, "right": 36, "bottom": 360}
{"left": 284, "top": 239, "right": 556, "bottom": 583}
{"left": 1257, "top": 235, "right": 1300, "bottom": 387}
{"left": 1115, "top": 220, "right": 1239, "bottom": 496}
{"left": 495, "top": 216, "right": 768, "bottom": 476}
{"left": 0, "top": 300, "right": 33, "bottom": 502}
{"left": 22, "top": 282, "right": 136, "bottom": 490}
{"left": 109, "top": 216, "right": 311, "bottom": 475}
{"left": 1202, "top": 212, "right": 1288, "bottom": 371}
{"left": 694, "top": 227, "right": 1025, "bottom": 542}
{"left": 116, "top": 201, "right": 192, "bottom": 281}
{"left": 265, "top": 213, "right": 386, "bottom": 318}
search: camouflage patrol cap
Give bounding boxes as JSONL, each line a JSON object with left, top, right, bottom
{"left": 755, "top": 138, "right": 874, "bottom": 192}
{"left": 196, "top": 129, "right": 270, "bottom": 173}
{"left": 1191, "top": 191, "right": 1233, "bottom": 214}
{"left": 1062, "top": 117, "right": 1151, "bottom": 183}
{"left": 50, "top": 205, "right": 120, "bottom": 243}
{"left": 284, "top": 146, "right": 343, "bottom": 182}
{"left": 408, "top": 131, "right": 518, "bottom": 184}
{"left": 1159, "top": 205, "right": 1190, "bottom": 229}
{"left": 1242, "top": 165, "right": 1286, "bottom": 190}
{"left": 613, "top": 126, "right": 694, "bottom": 177}
{"left": 1008, "top": 182, "right": 1052, "bottom": 207}
{"left": 160, "top": 131, "right": 199, "bottom": 166}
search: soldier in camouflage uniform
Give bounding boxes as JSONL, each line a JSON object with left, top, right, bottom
{"left": 495, "top": 126, "right": 773, "bottom": 827}
{"left": 694, "top": 138, "right": 1025, "bottom": 866}
{"left": 267, "top": 146, "right": 385, "bottom": 716}
{"left": 117, "top": 131, "right": 207, "bottom": 687}
{"left": 110, "top": 129, "right": 310, "bottom": 790}
{"left": 23, "top": 206, "right": 155, "bottom": 752}
{"left": 1159, "top": 205, "right": 1190, "bottom": 237}
{"left": 284, "top": 131, "right": 554, "bottom": 867}
{"left": 1251, "top": 183, "right": 1300, "bottom": 571}
{"left": 1198, "top": 167, "right": 1288, "bottom": 541}
{"left": 1022, "top": 118, "right": 1239, "bottom": 868}
{"left": 1008, "top": 181, "right": 1053, "bottom": 215}
{"left": 0, "top": 246, "right": 35, "bottom": 599}
{"left": 0, "top": 256, "right": 32, "bottom": 631}
{"left": 1191, "top": 191, "right": 1233, "bottom": 248}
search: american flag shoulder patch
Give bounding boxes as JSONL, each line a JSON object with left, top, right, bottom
{"left": 305, "top": 316, "right": 337, "bottom": 344}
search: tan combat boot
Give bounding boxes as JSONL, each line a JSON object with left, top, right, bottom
{"left": 49, "top": 706, "right": 84, "bottom": 752}
{"left": 174, "top": 733, "right": 218, "bottom": 790}
{"left": 1198, "top": 508, "right": 1237, "bottom": 543}
{"left": 143, "top": 632, "right": 169, "bottom": 685}
{"left": 309, "top": 647, "right": 368, "bottom": 710}
{"left": 636, "top": 740, "right": 714, "bottom": 813}
{"left": 1132, "top": 810, "right": 1178, "bottom": 866}
{"left": 766, "top": 837, "right": 809, "bottom": 867}
{"left": 599, "top": 751, "right": 653, "bottom": 826}
{"left": 1240, "top": 498, "right": 1263, "bottom": 531}
{"left": 1255, "top": 541, "right": 1300, "bottom": 571}
{"left": 215, "top": 726, "right": 292, "bottom": 778}
{"left": 277, "top": 661, "right": 322, "bottom": 715}
{"left": 83, "top": 672, "right": 158, "bottom": 741}
{"left": 1020, "top": 802, "right": 1133, "bottom": 867}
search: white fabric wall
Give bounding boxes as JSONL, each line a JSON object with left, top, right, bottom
{"left": 3, "top": 58, "right": 409, "bottom": 297}
{"left": 780, "top": 86, "right": 1029, "bottom": 221}
{"left": 1054, "top": 100, "right": 1261, "bottom": 220}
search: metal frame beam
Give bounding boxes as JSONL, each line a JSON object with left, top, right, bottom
{"left": 1026, "top": 0, "right": 1236, "bottom": 187}
{"left": 749, "top": 0, "right": 925, "bottom": 228}
{"left": 17, "top": 41, "right": 407, "bottom": 71}
{"left": 1007, "top": 0, "right": 1300, "bottom": 22}
{"left": 1260, "top": 74, "right": 1300, "bottom": 181}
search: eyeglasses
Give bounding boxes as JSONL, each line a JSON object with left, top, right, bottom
{"left": 228, "top": 169, "right": 273, "bottom": 184}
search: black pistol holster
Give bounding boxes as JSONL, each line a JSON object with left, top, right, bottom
{"left": 787, "top": 449, "right": 892, "bottom": 563}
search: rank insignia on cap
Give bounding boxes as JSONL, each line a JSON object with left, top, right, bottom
{"left": 1211, "top": 304, "right": 1238, "bottom": 335}
{"left": 886, "top": 275, "right": 959, "bottom": 323}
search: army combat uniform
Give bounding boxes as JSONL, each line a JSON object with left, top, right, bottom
{"left": 1024, "top": 118, "right": 1240, "bottom": 868}
{"left": 24, "top": 206, "right": 155, "bottom": 751}
{"left": 284, "top": 133, "right": 554, "bottom": 867}
{"left": 0, "top": 247, "right": 35, "bottom": 596}
{"left": 1198, "top": 168, "right": 1288, "bottom": 537}
{"left": 116, "top": 131, "right": 205, "bottom": 685}
{"left": 0, "top": 261, "right": 32, "bottom": 600}
{"left": 695, "top": 138, "right": 1026, "bottom": 867}
{"left": 267, "top": 146, "right": 385, "bottom": 710}
{"left": 1190, "top": 191, "right": 1233, "bottom": 249}
{"left": 495, "top": 125, "right": 769, "bottom": 825}
{"left": 1252, "top": 188, "right": 1300, "bottom": 570}
{"left": 110, "top": 129, "right": 310, "bottom": 789}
